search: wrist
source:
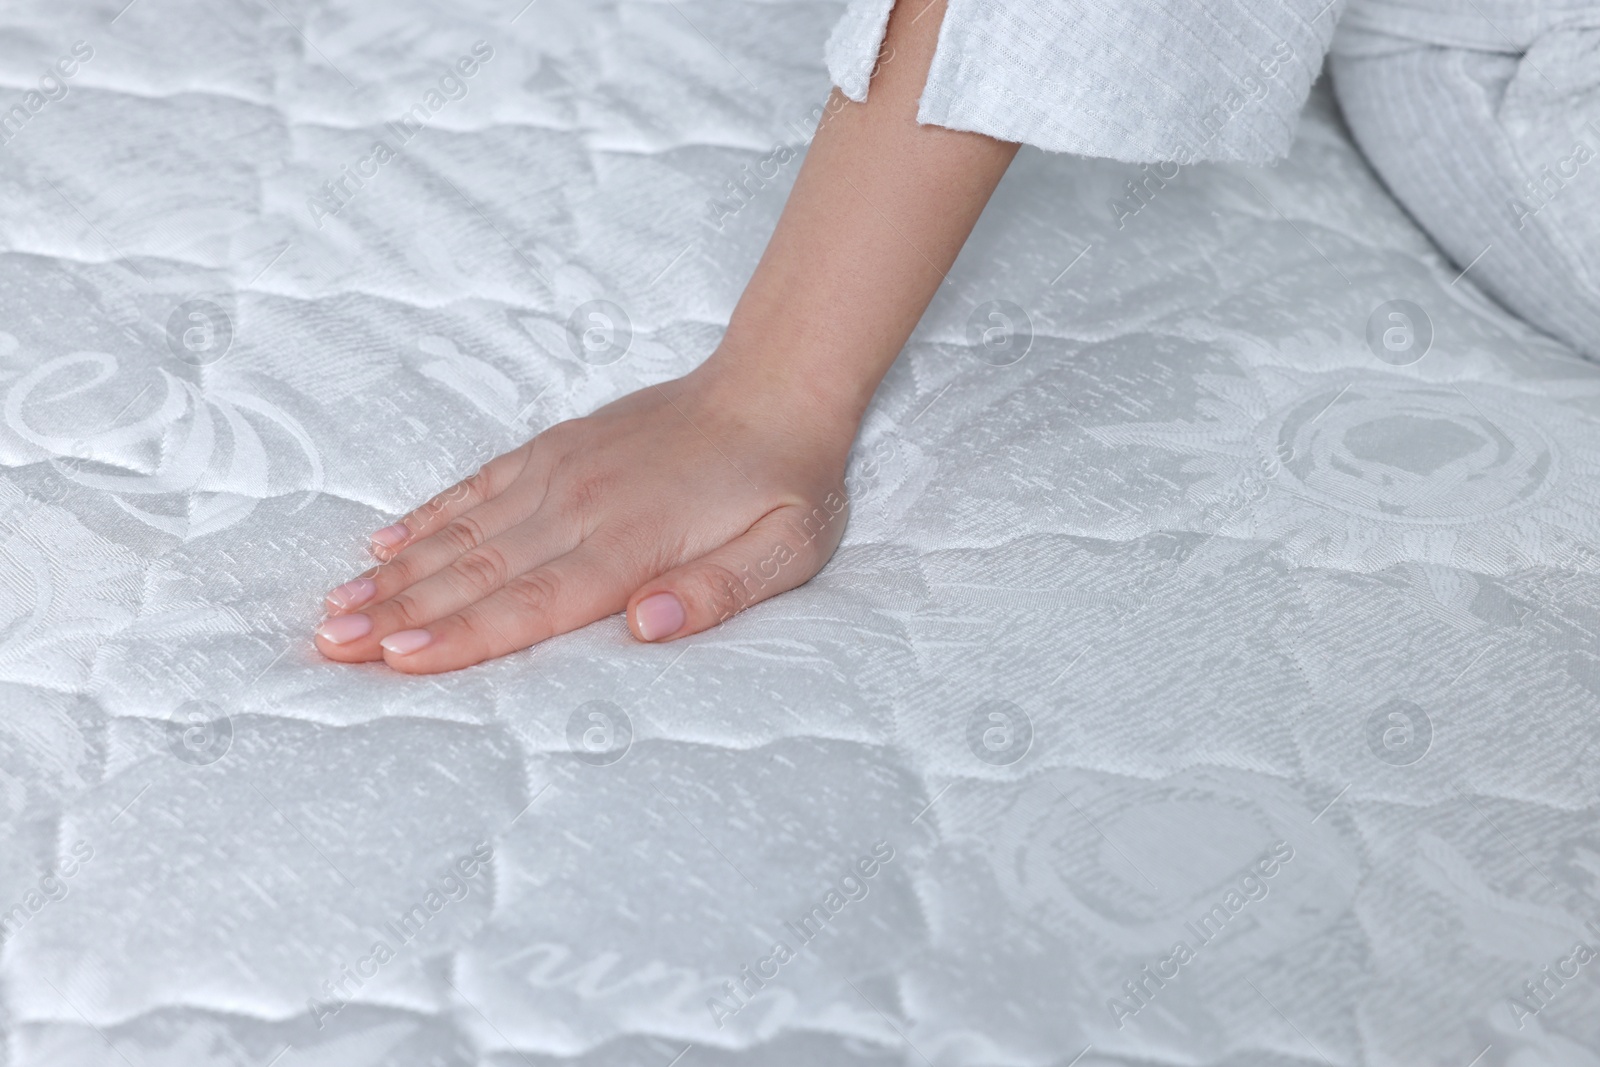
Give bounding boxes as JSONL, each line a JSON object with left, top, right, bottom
{"left": 689, "top": 337, "right": 874, "bottom": 441}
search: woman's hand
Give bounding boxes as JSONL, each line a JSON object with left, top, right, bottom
{"left": 314, "top": 0, "right": 1017, "bottom": 673}
{"left": 314, "top": 363, "right": 853, "bottom": 673}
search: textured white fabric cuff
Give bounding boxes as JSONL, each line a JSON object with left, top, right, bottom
{"left": 826, "top": 0, "right": 1343, "bottom": 164}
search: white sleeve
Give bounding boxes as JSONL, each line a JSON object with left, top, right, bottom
{"left": 826, "top": 0, "right": 1344, "bottom": 164}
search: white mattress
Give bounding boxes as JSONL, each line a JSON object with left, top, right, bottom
{"left": 4, "top": 1, "right": 1600, "bottom": 1065}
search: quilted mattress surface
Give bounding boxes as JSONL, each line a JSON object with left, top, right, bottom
{"left": 3, "top": 1, "right": 1600, "bottom": 1065}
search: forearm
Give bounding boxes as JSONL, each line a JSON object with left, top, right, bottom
{"left": 697, "top": 0, "right": 1019, "bottom": 429}
{"left": 320, "top": 0, "right": 1020, "bottom": 669}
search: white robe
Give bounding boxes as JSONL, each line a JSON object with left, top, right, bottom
{"left": 826, "top": 0, "right": 1342, "bottom": 164}
{"left": 824, "top": 0, "right": 1600, "bottom": 356}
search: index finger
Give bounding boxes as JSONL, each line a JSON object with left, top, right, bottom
{"left": 375, "top": 534, "right": 644, "bottom": 673}
{"left": 371, "top": 445, "right": 535, "bottom": 560}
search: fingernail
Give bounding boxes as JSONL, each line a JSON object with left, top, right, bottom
{"left": 635, "top": 592, "right": 685, "bottom": 641}
{"left": 325, "top": 578, "right": 377, "bottom": 612}
{"left": 371, "top": 523, "right": 409, "bottom": 550}
{"left": 380, "top": 629, "right": 433, "bottom": 655}
{"left": 316, "top": 613, "right": 373, "bottom": 645}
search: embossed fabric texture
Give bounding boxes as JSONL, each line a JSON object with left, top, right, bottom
{"left": 3, "top": 0, "right": 1600, "bottom": 1065}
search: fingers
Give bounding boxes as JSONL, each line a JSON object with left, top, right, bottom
{"left": 324, "top": 481, "right": 547, "bottom": 619}
{"left": 376, "top": 535, "right": 647, "bottom": 674}
{"left": 315, "top": 514, "right": 582, "bottom": 663}
{"left": 626, "top": 497, "right": 847, "bottom": 643}
{"left": 370, "top": 445, "right": 537, "bottom": 561}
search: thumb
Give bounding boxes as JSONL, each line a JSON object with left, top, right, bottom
{"left": 627, "top": 495, "right": 849, "bottom": 642}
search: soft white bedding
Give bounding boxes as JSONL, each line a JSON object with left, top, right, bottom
{"left": 3, "top": 0, "right": 1600, "bottom": 1064}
